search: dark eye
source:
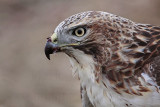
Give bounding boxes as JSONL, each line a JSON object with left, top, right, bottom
{"left": 73, "top": 28, "right": 86, "bottom": 37}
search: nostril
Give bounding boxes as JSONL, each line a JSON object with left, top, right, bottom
{"left": 53, "top": 38, "right": 58, "bottom": 42}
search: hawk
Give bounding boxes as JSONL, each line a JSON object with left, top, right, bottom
{"left": 44, "top": 11, "right": 160, "bottom": 107}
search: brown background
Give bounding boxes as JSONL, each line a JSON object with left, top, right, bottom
{"left": 0, "top": 0, "right": 160, "bottom": 107}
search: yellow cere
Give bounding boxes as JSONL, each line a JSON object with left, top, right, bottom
{"left": 51, "top": 33, "right": 57, "bottom": 43}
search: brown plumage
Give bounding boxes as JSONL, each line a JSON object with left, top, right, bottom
{"left": 45, "top": 11, "right": 160, "bottom": 107}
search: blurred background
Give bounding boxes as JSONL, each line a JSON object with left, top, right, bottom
{"left": 0, "top": 0, "right": 160, "bottom": 107}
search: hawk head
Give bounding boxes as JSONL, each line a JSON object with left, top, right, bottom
{"left": 45, "top": 11, "right": 132, "bottom": 65}
{"left": 45, "top": 11, "right": 160, "bottom": 82}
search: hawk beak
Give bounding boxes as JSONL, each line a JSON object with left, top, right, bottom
{"left": 45, "top": 33, "right": 80, "bottom": 60}
{"left": 45, "top": 33, "right": 60, "bottom": 60}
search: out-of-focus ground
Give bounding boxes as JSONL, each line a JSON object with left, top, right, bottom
{"left": 0, "top": 0, "right": 160, "bottom": 107}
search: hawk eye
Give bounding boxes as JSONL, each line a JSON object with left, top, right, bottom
{"left": 73, "top": 28, "right": 86, "bottom": 37}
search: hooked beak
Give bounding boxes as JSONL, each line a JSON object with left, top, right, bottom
{"left": 44, "top": 38, "right": 60, "bottom": 60}
{"left": 45, "top": 33, "right": 60, "bottom": 60}
{"left": 44, "top": 33, "right": 80, "bottom": 60}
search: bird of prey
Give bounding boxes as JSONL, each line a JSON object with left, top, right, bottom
{"left": 45, "top": 11, "right": 160, "bottom": 107}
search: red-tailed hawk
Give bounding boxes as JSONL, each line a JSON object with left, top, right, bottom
{"left": 45, "top": 11, "right": 160, "bottom": 107}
